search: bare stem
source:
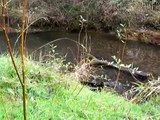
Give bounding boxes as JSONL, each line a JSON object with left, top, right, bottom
{"left": 1, "top": 0, "right": 23, "bottom": 86}
{"left": 114, "top": 41, "right": 126, "bottom": 89}
{"left": 21, "top": 0, "right": 28, "bottom": 119}
{"left": 77, "top": 20, "right": 84, "bottom": 62}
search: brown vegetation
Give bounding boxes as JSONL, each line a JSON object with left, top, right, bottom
{"left": 1, "top": 0, "right": 159, "bottom": 32}
{"left": 120, "top": 29, "right": 160, "bottom": 45}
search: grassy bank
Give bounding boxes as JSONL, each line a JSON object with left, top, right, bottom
{"left": 3, "top": 0, "right": 160, "bottom": 32}
{"left": 0, "top": 55, "right": 160, "bottom": 119}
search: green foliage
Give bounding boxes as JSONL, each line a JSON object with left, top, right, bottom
{"left": 0, "top": 55, "right": 159, "bottom": 119}
{"left": 116, "top": 24, "right": 127, "bottom": 42}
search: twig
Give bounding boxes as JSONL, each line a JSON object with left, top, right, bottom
{"left": 13, "top": 17, "right": 48, "bottom": 50}
{"left": 30, "top": 37, "right": 87, "bottom": 55}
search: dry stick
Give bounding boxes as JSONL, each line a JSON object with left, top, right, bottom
{"left": 1, "top": 0, "right": 23, "bottom": 86}
{"left": 3, "top": 30, "right": 23, "bottom": 86}
{"left": 30, "top": 38, "right": 87, "bottom": 55}
{"left": 77, "top": 20, "right": 84, "bottom": 62}
{"left": 21, "top": 0, "right": 28, "bottom": 119}
{"left": 1, "top": 0, "right": 23, "bottom": 119}
{"left": 1, "top": 0, "right": 5, "bottom": 16}
{"left": 13, "top": 17, "right": 47, "bottom": 51}
{"left": 114, "top": 41, "right": 126, "bottom": 89}
{"left": 82, "top": 25, "right": 88, "bottom": 57}
{"left": 75, "top": 84, "right": 85, "bottom": 97}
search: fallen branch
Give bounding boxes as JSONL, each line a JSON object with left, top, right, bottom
{"left": 89, "top": 59, "right": 150, "bottom": 82}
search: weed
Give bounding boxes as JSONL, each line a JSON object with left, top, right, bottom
{"left": 127, "top": 77, "right": 160, "bottom": 103}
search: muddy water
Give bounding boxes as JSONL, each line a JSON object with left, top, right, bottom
{"left": 0, "top": 31, "right": 159, "bottom": 76}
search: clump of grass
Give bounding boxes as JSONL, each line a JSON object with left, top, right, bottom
{"left": 127, "top": 77, "right": 160, "bottom": 103}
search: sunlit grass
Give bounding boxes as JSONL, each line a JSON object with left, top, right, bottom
{"left": 0, "top": 55, "right": 159, "bottom": 120}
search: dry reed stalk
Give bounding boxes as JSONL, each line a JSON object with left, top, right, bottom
{"left": 21, "top": 0, "right": 28, "bottom": 119}
{"left": 114, "top": 41, "right": 127, "bottom": 89}
{"left": 77, "top": 18, "right": 84, "bottom": 62}
{"left": 1, "top": 0, "right": 28, "bottom": 119}
{"left": 1, "top": 0, "right": 23, "bottom": 85}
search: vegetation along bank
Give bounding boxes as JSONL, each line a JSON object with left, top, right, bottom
{"left": 1, "top": 0, "right": 160, "bottom": 32}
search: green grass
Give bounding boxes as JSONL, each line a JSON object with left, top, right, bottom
{"left": 0, "top": 55, "right": 160, "bottom": 120}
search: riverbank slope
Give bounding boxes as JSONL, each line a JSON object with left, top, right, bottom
{"left": 1, "top": 0, "right": 160, "bottom": 32}
{"left": 0, "top": 55, "right": 159, "bottom": 119}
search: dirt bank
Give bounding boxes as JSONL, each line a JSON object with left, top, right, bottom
{"left": 0, "top": 0, "right": 159, "bottom": 32}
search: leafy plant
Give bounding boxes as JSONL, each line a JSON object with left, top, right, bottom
{"left": 116, "top": 24, "right": 127, "bottom": 43}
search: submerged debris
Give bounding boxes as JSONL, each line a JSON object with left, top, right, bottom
{"left": 75, "top": 55, "right": 159, "bottom": 103}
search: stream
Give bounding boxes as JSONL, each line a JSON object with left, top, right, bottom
{"left": 0, "top": 31, "right": 160, "bottom": 76}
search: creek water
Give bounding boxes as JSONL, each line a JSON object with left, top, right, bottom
{"left": 0, "top": 31, "right": 159, "bottom": 76}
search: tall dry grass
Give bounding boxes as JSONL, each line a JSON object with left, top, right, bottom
{"left": 1, "top": 0, "right": 28, "bottom": 119}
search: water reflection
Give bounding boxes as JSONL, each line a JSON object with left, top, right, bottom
{"left": 0, "top": 31, "right": 159, "bottom": 76}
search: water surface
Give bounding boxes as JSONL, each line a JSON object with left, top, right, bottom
{"left": 0, "top": 31, "right": 159, "bottom": 76}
